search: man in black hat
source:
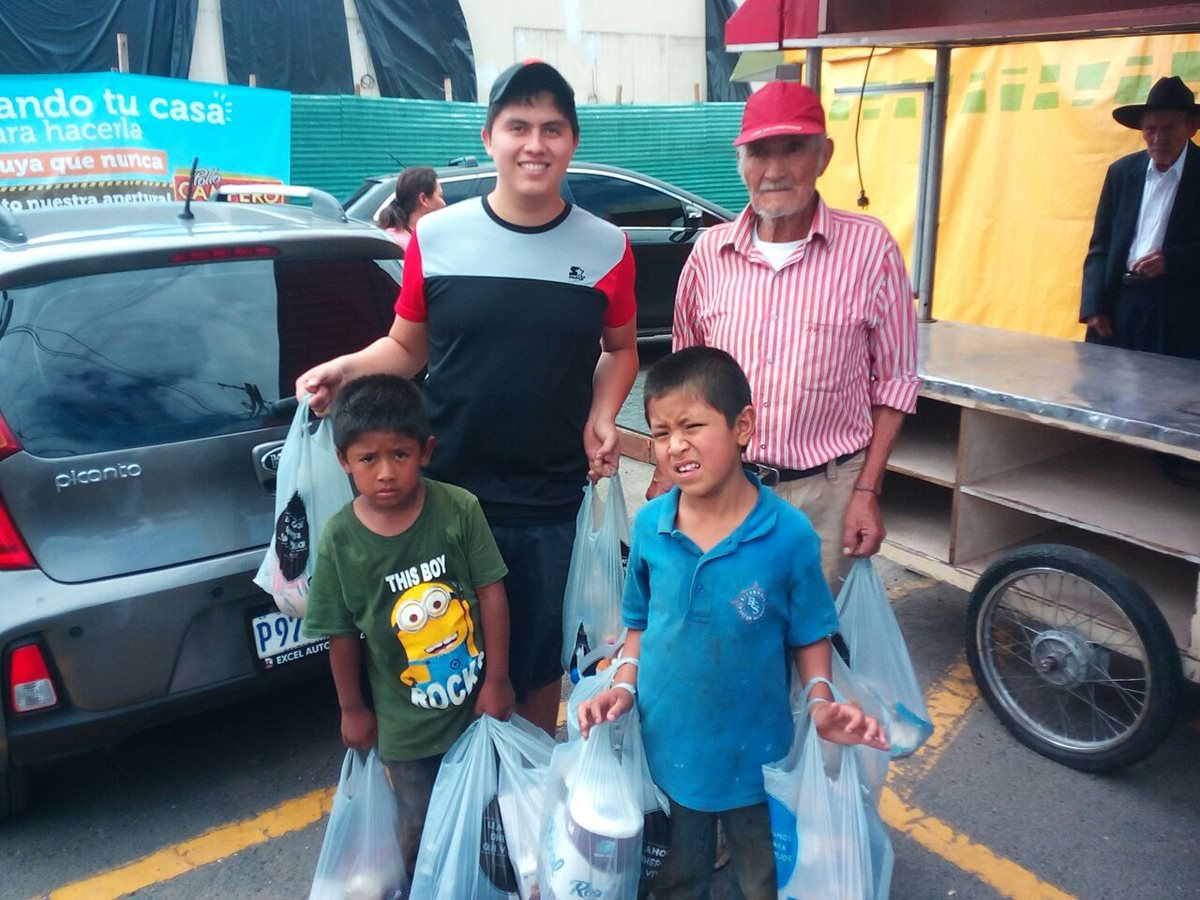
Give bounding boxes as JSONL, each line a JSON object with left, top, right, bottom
{"left": 1080, "top": 75, "right": 1200, "bottom": 359}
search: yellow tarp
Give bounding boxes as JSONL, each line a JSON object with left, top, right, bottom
{"left": 815, "top": 36, "right": 1200, "bottom": 339}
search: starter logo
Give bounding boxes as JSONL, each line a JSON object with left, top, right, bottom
{"left": 55, "top": 462, "right": 143, "bottom": 491}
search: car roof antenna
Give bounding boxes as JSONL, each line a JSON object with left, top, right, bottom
{"left": 178, "top": 157, "right": 200, "bottom": 220}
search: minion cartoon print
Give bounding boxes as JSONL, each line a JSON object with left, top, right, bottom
{"left": 389, "top": 557, "right": 485, "bottom": 710}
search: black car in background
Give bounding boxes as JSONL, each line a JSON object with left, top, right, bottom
{"left": 344, "top": 160, "right": 736, "bottom": 337}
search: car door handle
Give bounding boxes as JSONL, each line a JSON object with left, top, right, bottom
{"left": 252, "top": 441, "right": 285, "bottom": 494}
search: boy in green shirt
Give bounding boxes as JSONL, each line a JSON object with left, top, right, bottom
{"left": 303, "top": 374, "right": 513, "bottom": 875}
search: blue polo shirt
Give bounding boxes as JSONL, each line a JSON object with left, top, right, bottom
{"left": 623, "top": 477, "right": 838, "bottom": 811}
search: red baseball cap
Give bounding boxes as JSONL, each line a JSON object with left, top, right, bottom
{"left": 733, "top": 81, "right": 826, "bottom": 147}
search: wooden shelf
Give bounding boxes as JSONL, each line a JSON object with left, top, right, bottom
{"left": 880, "top": 476, "right": 952, "bottom": 564}
{"left": 888, "top": 398, "right": 960, "bottom": 487}
{"left": 961, "top": 443, "right": 1200, "bottom": 562}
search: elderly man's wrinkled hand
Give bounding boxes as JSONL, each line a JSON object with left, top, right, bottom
{"left": 842, "top": 489, "right": 885, "bottom": 558}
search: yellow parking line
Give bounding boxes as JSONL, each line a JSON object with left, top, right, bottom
{"left": 880, "top": 788, "right": 1076, "bottom": 900}
{"left": 48, "top": 787, "right": 334, "bottom": 900}
{"left": 879, "top": 658, "right": 1075, "bottom": 899}
{"left": 886, "top": 574, "right": 938, "bottom": 601}
{"left": 44, "top": 658, "right": 1058, "bottom": 900}
{"left": 894, "top": 658, "right": 979, "bottom": 787}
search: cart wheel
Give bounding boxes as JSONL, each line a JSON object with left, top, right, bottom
{"left": 965, "top": 544, "right": 1182, "bottom": 772}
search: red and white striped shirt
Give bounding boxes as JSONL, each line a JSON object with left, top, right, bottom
{"left": 673, "top": 198, "right": 920, "bottom": 470}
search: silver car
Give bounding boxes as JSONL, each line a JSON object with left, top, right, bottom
{"left": 0, "top": 188, "right": 402, "bottom": 817}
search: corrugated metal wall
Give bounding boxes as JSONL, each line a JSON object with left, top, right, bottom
{"left": 291, "top": 95, "right": 750, "bottom": 212}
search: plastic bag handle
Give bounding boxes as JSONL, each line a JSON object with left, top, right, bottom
{"left": 801, "top": 675, "right": 848, "bottom": 708}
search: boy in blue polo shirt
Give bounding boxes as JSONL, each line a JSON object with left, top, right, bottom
{"left": 577, "top": 347, "right": 888, "bottom": 899}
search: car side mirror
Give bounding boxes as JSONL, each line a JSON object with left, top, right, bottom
{"left": 683, "top": 204, "right": 704, "bottom": 228}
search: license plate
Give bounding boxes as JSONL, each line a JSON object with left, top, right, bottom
{"left": 250, "top": 610, "right": 328, "bottom": 668}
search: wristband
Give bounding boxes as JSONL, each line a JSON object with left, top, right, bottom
{"left": 614, "top": 656, "right": 640, "bottom": 672}
{"left": 852, "top": 486, "right": 880, "bottom": 497}
{"left": 613, "top": 682, "right": 638, "bottom": 698}
{"left": 807, "top": 696, "right": 831, "bottom": 707}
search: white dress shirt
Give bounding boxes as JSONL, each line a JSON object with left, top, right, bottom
{"left": 1127, "top": 143, "right": 1187, "bottom": 268}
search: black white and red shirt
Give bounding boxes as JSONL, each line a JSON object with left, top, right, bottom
{"left": 397, "top": 196, "right": 636, "bottom": 518}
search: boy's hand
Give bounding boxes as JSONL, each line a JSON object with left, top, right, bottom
{"left": 341, "top": 705, "right": 377, "bottom": 752}
{"left": 812, "top": 700, "right": 890, "bottom": 752}
{"left": 475, "top": 676, "right": 515, "bottom": 721}
{"left": 576, "top": 687, "right": 635, "bottom": 739}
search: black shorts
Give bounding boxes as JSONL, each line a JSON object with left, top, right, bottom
{"left": 487, "top": 515, "right": 576, "bottom": 701}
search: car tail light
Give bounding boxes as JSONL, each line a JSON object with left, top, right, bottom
{"left": 0, "top": 497, "right": 33, "bottom": 570}
{"left": 7, "top": 644, "right": 58, "bottom": 713}
{"left": 169, "top": 245, "right": 280, "bottom": 264}
{"left": 0, "top": 412, "right": 33, "bottom": 570}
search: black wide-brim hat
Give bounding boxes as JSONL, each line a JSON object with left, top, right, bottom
{"left": 1112, "top": 75, "right": 1199, "bottom": 128}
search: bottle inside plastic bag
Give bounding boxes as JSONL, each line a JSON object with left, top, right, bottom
{"left": 540, "top": 724, "right": 643, "bottom": 899}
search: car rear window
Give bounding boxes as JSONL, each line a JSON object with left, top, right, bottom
{"left": 442, "top": 175, "right": 496, "bottom": 205}
{"left": 0, "top": 256, "right": 399, "bottom": 457}
{"left": 566, "top": 173, "right": 686, "bottom": 228}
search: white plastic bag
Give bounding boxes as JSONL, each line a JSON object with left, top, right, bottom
{"left": 564, "top": 668, "right": 672, "bottom": 889}
{"left": 764, "top": 679, "right": 893, "bottom": 900}
{"left": 561, "top": 473, "right": 629, "bottom": 680}
{"left": 537, "top": 721, "right": 644, "bottom": 900}
{"left": 410, "top": 715, "right": 554, "bottom": 900}
{"left": 836, "top": 558, "right": 934, "bottom": 758}
{"left": 253, "top": 395, "right": 352, "bottom": 617}
{"left": 309, "top": 748, "right": 408, "bottom": 900}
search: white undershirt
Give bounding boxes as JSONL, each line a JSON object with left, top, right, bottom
{"left": 753, "top": 227, "right": 804, "bottom": 271}
{"left": 1127, "top": 143, "right": 1187, "bottom": 269}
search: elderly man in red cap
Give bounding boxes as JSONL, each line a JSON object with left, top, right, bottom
{"left": 649, "top": 80, "right": 919, "bottom": 594}
{"left": 1080, "top": 75, "right": 1200, "bottom": 359}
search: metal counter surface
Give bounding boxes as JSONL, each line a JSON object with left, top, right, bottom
{"left": 920, "top": 321, "right": 1200, "bottom": 456}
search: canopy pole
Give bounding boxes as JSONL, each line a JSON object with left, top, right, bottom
{"left": 805, "top": 47, "right": 822, "bottom": 91}
{"left": 917, "top": 46, "right": 950, "bottom": 322}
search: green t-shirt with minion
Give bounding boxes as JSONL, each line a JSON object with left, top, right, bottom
{"left": 303, "top": 479, "right": 507, "bottom": 761}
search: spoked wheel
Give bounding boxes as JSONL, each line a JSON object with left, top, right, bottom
{"left": 966, "top": 545, "right": 1182, "bottom": 772}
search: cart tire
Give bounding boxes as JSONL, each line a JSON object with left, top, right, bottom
{"left": 965, "top": 544, "right": 1182, "bottom": 773}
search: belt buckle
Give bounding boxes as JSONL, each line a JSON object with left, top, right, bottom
{"left": 1122, "top": 271, "right": 1149, "bottom": 286}
{"left": 754, "top": 463, "right": 780, "bottom": 487}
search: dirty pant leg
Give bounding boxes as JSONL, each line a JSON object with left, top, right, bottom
{"left": 773, "top": 454, "right": 865, "bottom": 595}
{"left": 649, "top": 801, "right": 775, "bottom": 900}
{"left": 383, "top": 753, "right": 443, "bottom": 880}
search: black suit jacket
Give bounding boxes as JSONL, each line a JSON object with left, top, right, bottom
{"left": 1080, "top": 141, "right": 1200, "bottom": 358}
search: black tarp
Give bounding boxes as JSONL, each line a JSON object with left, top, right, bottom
{"left": 354, "top": 0, "right": 476, "bottom": 101}
{"left": 220, "top": 0, "right": 353, "bottom": 94}
{"left": 707, "top": 0, "right": 750, "bottom": 102}
{"left": 0, "top": 0, "right": 197, "bottom": 76}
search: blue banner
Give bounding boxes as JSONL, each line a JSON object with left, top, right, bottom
{"left": 0, "top": 71, "right": 290, "bottom": 211}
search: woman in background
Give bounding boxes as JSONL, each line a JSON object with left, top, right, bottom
{"left": 377, "top": 166, "right": 444, "bottom": 253}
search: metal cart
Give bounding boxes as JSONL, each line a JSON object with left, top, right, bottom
{"left": 879, "top": 321, "right": 1199, "bottom": 771}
